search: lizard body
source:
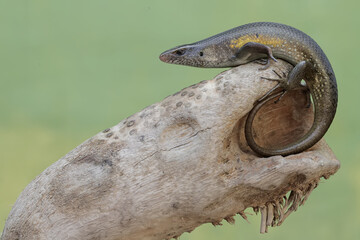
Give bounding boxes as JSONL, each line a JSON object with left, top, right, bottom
{"left": 159, "top": 22, "right": 337, "bottom": 157}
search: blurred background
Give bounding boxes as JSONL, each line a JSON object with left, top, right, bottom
{"left": 0, "top": 0, "right": 359, "bottom": 239}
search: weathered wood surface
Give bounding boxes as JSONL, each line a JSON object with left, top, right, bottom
{"left": 1, "top": 60, "right": 340, "bottom": 240}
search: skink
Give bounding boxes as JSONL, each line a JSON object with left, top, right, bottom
{"left": 159, "top": 22, "right": 338, "bottom": 157}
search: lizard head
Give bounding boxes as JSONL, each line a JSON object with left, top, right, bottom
{"left": 159, "top": 43, "right": 232, "bottom": 68}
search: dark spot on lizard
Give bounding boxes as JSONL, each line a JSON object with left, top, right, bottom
{"left": 129, "top": 129, "right": 137, "bottom": 135}
{"left": 188, "top": 92, "right": 195, "bottom": 97}
{"left": 176, "top": 102, "right": 183, "bottom": 107}
{"left": 181, "top": 91, "right": 187, "bottom": 96}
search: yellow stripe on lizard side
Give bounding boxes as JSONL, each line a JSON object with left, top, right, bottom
{"left": 229, "top": 34, "right": 284, "bottom": 49}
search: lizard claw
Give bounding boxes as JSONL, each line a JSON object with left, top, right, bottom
{"left": 257, "top": 57, "right": 278, "bottom": 70}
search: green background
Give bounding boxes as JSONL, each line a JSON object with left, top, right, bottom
{"left": 1, "top": 0, "right": 359, "bottom": 239}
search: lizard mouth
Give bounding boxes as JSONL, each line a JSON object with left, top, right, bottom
{"left": 159, "top": 52, "right": 171, "bottom": 63}
{"left": 159, "top": 47, "right": 188, "bottom": 64}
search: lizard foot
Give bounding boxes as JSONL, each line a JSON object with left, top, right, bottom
{"left": 259, "top": 70, "right": 288, "bottom": 103}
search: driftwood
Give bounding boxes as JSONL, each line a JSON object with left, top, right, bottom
{"left": 1, "top": 60, "right": 339, "bottom": 240}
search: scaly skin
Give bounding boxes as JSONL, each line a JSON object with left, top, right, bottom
{"left": 159, "top": 22, "right": 338, "bottom": 157}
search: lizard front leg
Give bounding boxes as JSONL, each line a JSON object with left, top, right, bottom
{"left": 233, "top": 42, "right": 277, "bottom": 70}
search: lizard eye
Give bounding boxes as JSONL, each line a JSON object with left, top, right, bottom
{"left": 199, "top": 51, "right": 204, "bottom": 56}
{"left": 173, "top": 49, "right": 186, "bottom": 56}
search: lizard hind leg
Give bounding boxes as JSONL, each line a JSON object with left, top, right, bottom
{"left": 286, "top": 61, "right": 308, "bottom": 89}
{"left": 259, "top": 70, "right": 288, "bottom": 103}
{"left": 259, "top": 61, "right": 309, "bottom": 104}
{"left": 256, "top": 82, "right": 283, "bottom": 103}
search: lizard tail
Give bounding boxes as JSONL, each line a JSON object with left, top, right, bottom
{"left": 244, "top": 91, "right": 335, "bottom": 157}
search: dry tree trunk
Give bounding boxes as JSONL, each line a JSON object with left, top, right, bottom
{"left": 1, "top": 60, "right": 340, "bottom": 240}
